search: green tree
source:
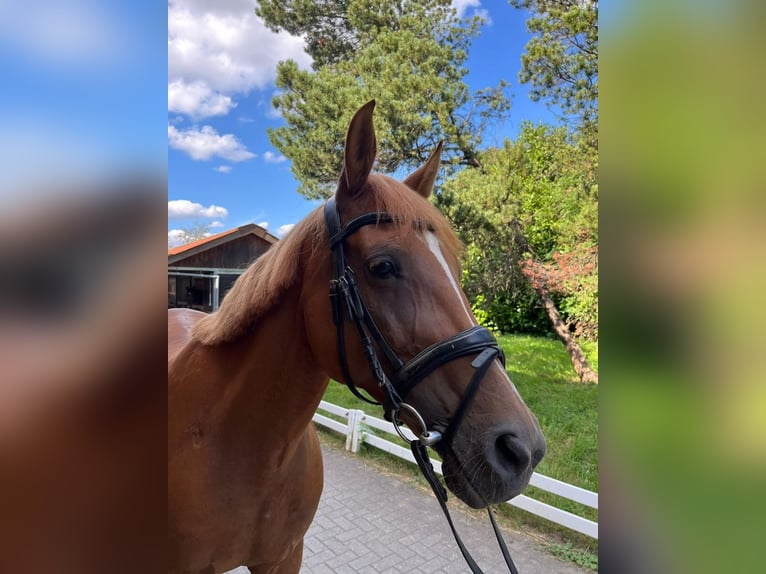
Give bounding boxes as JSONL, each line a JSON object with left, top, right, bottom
{"left": 510, "top": 0, "right": 598, "bottom": 136}
{"left": 257, "top": 0, "right": 357, "bottom": 68}
{"left": 441, "top": 123, "right": 596, "bottom": 291}
{"left": 257, "top": 0, "right": 510, "bottom": 198}
{"left": 438, "top": 122, "right": 598, "bottom": 380}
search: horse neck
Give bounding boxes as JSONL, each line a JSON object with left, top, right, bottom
{"left": 203, "top": 284, "right": 329, "bottom": 443}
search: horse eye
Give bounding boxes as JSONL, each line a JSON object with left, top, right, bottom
{"left": 368, "top": 259, "right": 396, "bottom": 278}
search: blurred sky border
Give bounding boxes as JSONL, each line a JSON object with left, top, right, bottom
{"left": 0, "top": 1, "right": 167, "bottom": 198}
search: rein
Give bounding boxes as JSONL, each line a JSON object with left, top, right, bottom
{"left": 324, "top": 197, "right": 520, "bottom": 574}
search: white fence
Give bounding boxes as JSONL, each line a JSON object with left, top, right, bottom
{"left": 313, "top": 400, "right": 598, "bottom": 539}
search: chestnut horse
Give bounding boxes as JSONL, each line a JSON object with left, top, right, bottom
{"left": 168, "top": 101, "right": 546, "bottom": 574}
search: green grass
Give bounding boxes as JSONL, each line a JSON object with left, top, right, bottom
{"left": 318, "top": 333, "right": 599, "bottom": 568}
{"left": 321, "top": 377, "right": 383, "bottom": 411}
{"left": 500, "top": 334, "right": 598, "bottom": 493}
{"left": 549, "top": 542, "right": 599, "bottom": 570}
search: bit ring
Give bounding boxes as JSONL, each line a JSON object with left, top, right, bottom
{"left": 392, "top": 403, "right": 442, "bottom": 446}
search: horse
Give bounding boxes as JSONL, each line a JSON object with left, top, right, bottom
{"left": 167, "top": 100, "right": 546, "bottom": 574}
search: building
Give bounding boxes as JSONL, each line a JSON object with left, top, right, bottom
{"left": 168, "top": 223, "right": 278, "bottom": 312}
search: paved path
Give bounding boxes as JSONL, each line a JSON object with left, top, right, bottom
{"left": 230, "top": 443, "right": 588, "bottom": 573}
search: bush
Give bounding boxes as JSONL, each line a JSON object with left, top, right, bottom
{"left": 469, "top": 288, "right": 552, "bottom": 337}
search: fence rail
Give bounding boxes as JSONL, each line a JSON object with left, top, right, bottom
{"left": 312, "top": 400, "right": 598, "bottom": 539}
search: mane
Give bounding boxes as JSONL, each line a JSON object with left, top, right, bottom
{"left": 192, "top": 173, "right": 462, "bottom": 346}
{"left": 191, "top": 208, "right": 326, "bottom": 345}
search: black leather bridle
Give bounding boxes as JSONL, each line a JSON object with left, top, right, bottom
{"left": 324, "top": 196, "right": 520, "bottom": 574}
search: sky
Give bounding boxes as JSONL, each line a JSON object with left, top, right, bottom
{"left": 167, "top": 0, "right": 560, "bottom": 246}
{"left": 1, "top": 1, "right": 167, "bottom": 200}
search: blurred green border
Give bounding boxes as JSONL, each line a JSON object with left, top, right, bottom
{"left": 601, "top": 1, "right": 766, "bottom": 572}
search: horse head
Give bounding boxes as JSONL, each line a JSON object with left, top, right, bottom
{"left": 304, "top": 101, "right": 546, "bottom": 508}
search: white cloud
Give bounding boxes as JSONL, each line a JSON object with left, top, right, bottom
{"left": 168, "top": 79, "right": 236, "bottom": 120}
{"left": 168, "top": 228, "right": 186, "bottom": 248}
{"left": 452, "top": 0, "right": 479, "bottom": 17}
{"left": 213, "top": 165, "right": 232, "bottom": 173}
{"left": 209, "top": 220, "right": 225, "bottom": 228}
{"left": 169, "top": 227, "right": 213, "bottom": 247}
{"left": 277, "top": 223, "right": 295, "bottom": 237}
{"left": 168, "top": 0, "right": 311, "bottom": 95}
{"left": 168, "top": 124, "right": 255, "bottom": 162}
{"left": 263, "top": 151, "right": 287, "bottom": 164}
{"left": 451, "top": 0, "right": 490, "bottom": 23}
{"left": 475, "top": 8, "right": 491, "bottom": 23}
{"left": 256, "top": 221, "right": 269, "bottom": 230}
{"left": 168, "top": 199, "right": 229, "bottom": 219}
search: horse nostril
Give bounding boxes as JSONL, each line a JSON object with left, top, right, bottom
{"left": 494, "top": 433, "right": 532, "bottom": 474}
{"left": 481, "top": 427, "right": 544, "bottom": 502}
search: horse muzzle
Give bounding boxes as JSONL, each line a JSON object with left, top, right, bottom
{"left": 441, "top": 422, "right": 547, "bottom": 509}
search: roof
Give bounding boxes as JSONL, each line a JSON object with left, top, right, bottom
{"left": 168, "top": 223, "right": 278, "bottom": 263}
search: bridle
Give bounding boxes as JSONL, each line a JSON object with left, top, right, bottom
{"left": 324, "top": 196, "right": 503, "bottom": 442}
{"left": 324, "top": 196, "right": 520, "bottom": 574}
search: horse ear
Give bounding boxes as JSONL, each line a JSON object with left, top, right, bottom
{"left": 337, "top": 100, "right": 377, "bottom": 201}
{"left": 403, "top": 141, "right": 443, "bottom": 199}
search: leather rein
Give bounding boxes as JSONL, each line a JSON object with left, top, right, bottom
{"left": 324, "top": 197, "right": 520, "bottom": 574}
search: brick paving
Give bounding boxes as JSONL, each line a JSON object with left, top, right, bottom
{"left": 228, "top": 443, "right": 590, "bottom": 573}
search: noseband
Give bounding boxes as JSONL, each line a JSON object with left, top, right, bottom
{"left": 324, "top": 197, "right": 519, "bottom": 574}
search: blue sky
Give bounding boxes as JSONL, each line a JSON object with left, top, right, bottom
{"left": 1, "top": 1, "right": 167, "bottom": 198}
{"left": 168, "top": 0, "right": 559, "bottom": 245}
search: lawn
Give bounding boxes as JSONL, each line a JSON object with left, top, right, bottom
{"left": 319, "top": 333, "right": 598, "bottom": 562}
{"left": 500, "top": 334, "right": 598, "bottom": 493}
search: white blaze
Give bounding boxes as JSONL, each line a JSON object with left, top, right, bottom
{"left": 424, "top": 231, "right": 474, "bottom": 324}
{"left": 425, "top": 231, "right": 523, "bottom": 399}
